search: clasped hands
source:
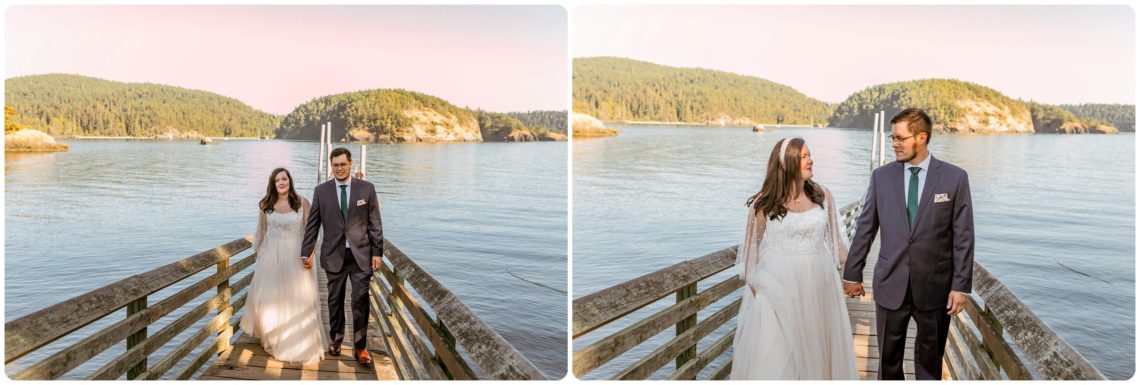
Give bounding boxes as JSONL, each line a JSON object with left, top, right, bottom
{"left": 300, "top": 256, "right": 382, "bottom": 270}
{"left": 843, "top": 281, "right": 968, "bottom": 316}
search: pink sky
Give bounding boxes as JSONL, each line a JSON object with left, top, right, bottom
{"left": 6, "top": 5, "right": 567, "bottom": 114}
{"left": 575, "top": 5, "right": 1135, "bottom": 105}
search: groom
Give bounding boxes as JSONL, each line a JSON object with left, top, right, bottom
{"left": 301, "top": 147, "right": 384, "bottom": 365}
{"left": 842, "top": 108, "right": 974, "bottom": 380}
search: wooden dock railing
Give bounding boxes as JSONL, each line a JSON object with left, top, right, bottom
{"left": 5, "top": 237, "right": 255, "bottom": 380}
{"left": 372, "top": 242, "right": 547, "bottom": 380}
{"left": 572, "top": 201, "right": 1106, "bottom": 380}
{"left": 5, "top": 236, "right": 546, "bottom": 380}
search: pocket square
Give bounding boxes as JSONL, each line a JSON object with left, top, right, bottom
{"left": 934, "top": 193, "right": 950, "bottom": 203}
{"left": 356, "top": 199, "right": 367, "bottom": 206}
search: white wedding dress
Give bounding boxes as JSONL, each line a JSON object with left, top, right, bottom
{"left": 730, "top": 187, "right": 857, "bottom": 380}
{"left": 240, "top": 208, "right": 327, "bottom": 364}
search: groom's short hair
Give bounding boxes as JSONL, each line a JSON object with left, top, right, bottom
{"left": 891, "top": 108, "right": 933, "bottom": 144}
{"left": 330, "top": 147, "right": 352, "bottom": 162}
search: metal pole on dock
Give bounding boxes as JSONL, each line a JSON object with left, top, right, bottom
{"left": 361, "top": 145, "right": 367, "bottom": 179}
{"left": 318, "top": 123, "right": 327, "bottom": 184}
{"left": 879, "top": 110, "right": 886, "bottom": 166}
{"left": 326, "top": 122, "right": 334, "bottom": 180}
{"left": 870, "top": 112, "right": 879, "bottom": 173}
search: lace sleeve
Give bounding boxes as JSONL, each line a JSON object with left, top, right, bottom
{"left": 823, "top": 185, "right": 849, "bottom": 270}
{"left": 254, "top": 208, "right": 267, "bottom": 258}
{"left": 301, "top": 198, "right": 313, "bottom": 258}
{"left": 735, "top": 200, "right": 767, "bottom": 289}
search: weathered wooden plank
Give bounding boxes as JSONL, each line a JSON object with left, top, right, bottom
{"left": 973, "top": 263, "right": 1104, "bottom": 380}
{"left": 378, "top": 265, "right": 473, "bottom": 379}
{"left": 371, "top": 291, "right": 426, "bottom": 380}
{"left": 368, "top": 278, "right": 413, "bottom": 380}
{"left": 573, "top": 246, "right": 737, "bottom": 338}
{"left": 386, "top": 241, "right": 545, "bottom": 380}
{"left": 5, "top": 236, "right": 252, "bottom": 363}
{"left": 573, "top": 275, "right": 740, "bottom": 377}
{"left": 138, "top": 294, "right": 247, "bottom": 380}
{"left": 173, "top": 313, "right": 238, "bottom": 380}
{"left": 426, "top": 321, "right": 477, "bottom": 380}
{"left": 611, "top": 298, "right": 740, "bottom": 380}
{"left": 946, "top": 319, "right": 979, "bottom": 380}
{"left": 87, "top": 273, "right": 253, "bottom": 380}
{"left": 8, "top": 253, "right": 255, "bottom": 380}
{"left": 667, "top": 326, "right": 734, "bottom": 380}
{"left": 961, "top": 295, "right": 1030, "bottom": 379}
{"left": 374, "top": 278, "right": 446, "bottom": 380}
{"left": 952, "top": 312, "right": 1001, "bottom": 380}
{"left": 709, "top": 359, "right": 731, "bottom": 380}
{"left": 199, "top": 365, "right": 377, "bottom": 380}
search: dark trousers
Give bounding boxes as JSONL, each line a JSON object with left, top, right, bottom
{"left": 876, "top": 286, "right": 951, "bottom": 380}
{"left": 327, "top": 249, "right": 372, "bottom": 350}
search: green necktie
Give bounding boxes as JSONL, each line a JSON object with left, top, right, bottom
{"left": 907, "top": 167, "right": 920, "bottom": 229}
{"left": 340, "top": 185, "right": 348, "bottom": 223}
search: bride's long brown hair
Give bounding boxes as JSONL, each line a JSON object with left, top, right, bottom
{"left": 259, "top": 168, "right": 302, "bottom": 213}
{"left": 747, "top": 137, "right": 824, "bottom": 220}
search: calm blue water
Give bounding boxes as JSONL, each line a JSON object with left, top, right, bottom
{"left": 573, "top": 125, "right": 1134, "bottom": 380}
{"left": 5, "top": 139, "right": 567, "bottom": 378}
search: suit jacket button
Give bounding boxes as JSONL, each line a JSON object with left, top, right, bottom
{"left": 909, "top": 239, "right": 913, "bottom": 244}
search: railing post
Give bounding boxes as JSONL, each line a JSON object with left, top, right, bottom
{"left": 675, "top": 282, "right": 697, "bottom": 372}
{"left": 126, "top": 296, "right": 148, "bottom": 379}
{"left": 216, "top": 255, "right": 233, "bottom": 352}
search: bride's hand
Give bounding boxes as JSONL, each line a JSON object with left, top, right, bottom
{"left": 302, "top": 257, "right": 313, "bottom": 269}
{"left": 749, "top": 284, "right": 758, "bottom": 296}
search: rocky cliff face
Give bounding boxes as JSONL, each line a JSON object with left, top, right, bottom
{"left": 944, "top": 99, "right": 1034, "bottom": 133}
{"left": 396, "top": 109, "right": 482, "bottom": 142}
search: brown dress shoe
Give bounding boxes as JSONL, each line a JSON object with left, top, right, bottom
{"left": 328, "top": 342, "right": 342, "bottom": 356}
{"left": 355, "top": 349, "right": 373, "bottom": 365}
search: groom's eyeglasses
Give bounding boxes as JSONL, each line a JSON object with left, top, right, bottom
{"left": 888, "top": 134, "right": 916, "bottom": 143}
{"left": 332, "top": 162, "right": 350, "bottom": 169}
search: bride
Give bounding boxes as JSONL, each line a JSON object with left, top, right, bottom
{"left": 240, "top": 167, "right": 327, "bottom": 364}
{"left": 730, "top": 137, "right": 857, "bottom": 380}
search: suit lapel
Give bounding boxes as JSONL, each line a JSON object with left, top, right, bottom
{"left": 348, "top": 178, "right": 362, "bottom": 223}
{"left": 887, "top": 162, "right": 909, "bottom": 233}
{"left": 911, "top": 157, "right": 943, "bottom": 232}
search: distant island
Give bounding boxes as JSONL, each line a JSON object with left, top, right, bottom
{"left": 276, "top": 89, "right": 565, "bottom": 142}
{"left": 573, "top": 57, "right": 832, "bottom": 127}
{"left": 4, "top": 74, "right": 566, "bottom": 144}
{"left": 831, "top": 79, "right": 1131, "bottom": 134}
{"left": 572, "top": 57, "right": 1134, "bottom": 135}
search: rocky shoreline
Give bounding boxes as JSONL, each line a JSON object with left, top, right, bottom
{"left": 5, "top": 129, "right": 70, "bottom": 152}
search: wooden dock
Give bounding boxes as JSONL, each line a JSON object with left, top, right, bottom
{"left": 571, "top": 200, "right": 1104, "bottom": 381}
{"left": 847, "top": 240, "right": 949, "bottom": 380}
{"left": 198, "top": 266, "right": 398, "bottom": 380}
{"left": 4, "top": 236, "right": 545, "bottom": 380}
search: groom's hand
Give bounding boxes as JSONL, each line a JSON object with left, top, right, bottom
{"left": 947, "top": 291, "right": 968, "bottom": 316}
{"left": 301, "top": 257, "right": 313, "bottom": 270}
{"left": 371, "top": 256, "right": 381, "bottom": 270}
{"left": 843, "top": 282, "right": 864, "bottom": 297}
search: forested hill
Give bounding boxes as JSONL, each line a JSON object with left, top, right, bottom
{"left": 1059, "top": 103, "right": 1135, "bottom": 132}
{"left": 573, "top": 57, "right": 832, "bottom": 126}
{"left": 5, "top": 74, "right": 279, "bottom": 138}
